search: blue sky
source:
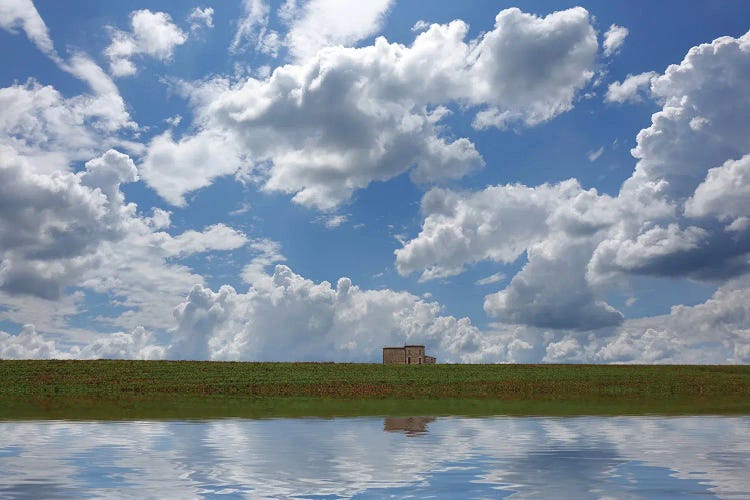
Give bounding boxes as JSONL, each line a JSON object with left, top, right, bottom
{"left": 1, "top": 0, "right": 750, "bottom": 362}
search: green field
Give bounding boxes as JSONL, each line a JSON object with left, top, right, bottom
{"left": 2, "top": 360, "right": 749, "bottom": 419}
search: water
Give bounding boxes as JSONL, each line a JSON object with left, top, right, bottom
{"left": 0, "top": 416, "right": 748, "bottom": 498}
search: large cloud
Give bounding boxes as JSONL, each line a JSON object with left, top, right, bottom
{"left": 395, "top": 180, "right": 616, "bottom": 280}
{"left": 395, "top": 180, "right": 621, "bottom": 330}
{"left": 1, "top": 263, "right": 491, "bottom": 362}
{"left": 0, "top": 8, "right": 243, "bottom": 340}
{"left": 0, "top": 148, "right": 137, "bottom": 299}
{"left": 483, "top": 237, "right": 623, "bottom": 330}
{"left": 3, "top": 265, "right": 749, "bottom": 364}
{"left": 0, "top": 143, "right": 249, "bottom": 333}
{"left": 685, "top": 153, "right": 750, "bottom": 224}
{"left": 168, "top": 264, "right": 488, "bottom": 362}
{"left": 591, "top": 29, "right": 750, "bottom": 283}
{"left": 468, "top": 7, "right": 597, "bottom": 129}
{"left": 142, "top": 7, "right": 598, "bottom": 209}
{"left": 398, "top": 29, "right": 750, "bottom": 335}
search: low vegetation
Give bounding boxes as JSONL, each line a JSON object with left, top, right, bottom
{"left": 2, "top": 360, "right": 748, "bottom": 419}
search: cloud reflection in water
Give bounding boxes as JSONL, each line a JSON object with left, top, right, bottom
{"left": 0, "top": 416, "right": 748, "bottom": 498}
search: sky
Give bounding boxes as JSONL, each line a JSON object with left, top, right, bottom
{"left": 0, "top": 0, "right": 749, "bottom": 363}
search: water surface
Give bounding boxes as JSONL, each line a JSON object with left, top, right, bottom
{"left": 1, "top": 416, "right": 748, "bottom": 498}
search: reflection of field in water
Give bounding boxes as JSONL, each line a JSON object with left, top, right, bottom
{"left": 0, "top": 416, "right": 748, "bottom": 498}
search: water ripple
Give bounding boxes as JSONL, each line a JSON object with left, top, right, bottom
{"left": 0, "top": 416, "right": 747, "bottom": 498}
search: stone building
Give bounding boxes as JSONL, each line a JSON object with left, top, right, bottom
{"left": 382, "top": 345, "right": 436, "bottom": 364}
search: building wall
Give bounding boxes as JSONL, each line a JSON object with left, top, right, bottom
{"left": 405, "top": 345, "right": 424, "bottom": 364}
{"left": 383, "top": 346, "right": 435, "bottom": 364}
{"left": 383, "top": 347, "right": 406, "bottom": 364}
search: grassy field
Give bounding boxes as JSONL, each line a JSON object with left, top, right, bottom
{"left": 1, "top": 360, "right": 749, "bottom": 419}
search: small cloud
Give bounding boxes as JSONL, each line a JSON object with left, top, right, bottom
{"left": 164, "top": 114, "right": 182, "bottom": 127}
{"left": 587, "top": 146, "right": 604, "bottom": 162}
{"left": 625, "top": 297, "right": 638, "bottom": 307}
{"left": 726, "top": 217, "right": 750, "bottom": 233}
{"left": 411, "top": 20, "right": 429, "bottom": 32}
{"left": 160, "top": 224, "right": 248, "bottom": 260}
{"left": 591, "top": 68, "right": 608, "bottom": 88}
{"left": 603, "top": 24, "right": 628, "bottom": 57}
{"left": 230, "top": 0, "right": 280, "bottom": 57}
{"left": 605, "top": 71, "right": 658, "bottom": 104}
{"left": 188, "top": 7, "right": 214, "bottom": 32}
{"left": 689, "top": 117, "right": 709, "bottom": 131}
{"left": 148, "top": 207, "right": 172, "bottom": 229}
{"left": 313, "top": 214, "right": 348, "bottom": 229}
{"left": 475, "top": 272, "right": 506, "bottom": 286}
{"left": 104, "top": 10, "right": 188, "bottom": 78}
{"left": 229, "top": 202, "right": 252, "bottom": 216}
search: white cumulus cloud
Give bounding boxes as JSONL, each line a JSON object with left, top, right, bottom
{"left": 605, "top": 71, "right": 657, "bottom": 103}
{"left": 282, "top": 0, "right": 394, "bottom": 61}
{"left": 0, "top": 148, "right": 138, "bottom": 300}
{"left": 160, "top": 224, "right": 248, "bottom": 257}
{"left": 398, "top": 29, "right": 750, "bottom": 337}
{"left": 143, "top": 7, "right": 597, "bottom": 209}
{"left": 105, "top": 9, "right": 187, "bottom": 77}
{"left": 188, "top": 6, "right": 214, "bottom": 32}
{"left": 603, "top": 24, "right": 628, "bottom": 57}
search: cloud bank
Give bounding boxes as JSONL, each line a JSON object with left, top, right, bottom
{"left": 395, "top": 29, "right": 750, "bottom": 358}
{"left": 142, "top": 6, "right": 598, "bottom": 209}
